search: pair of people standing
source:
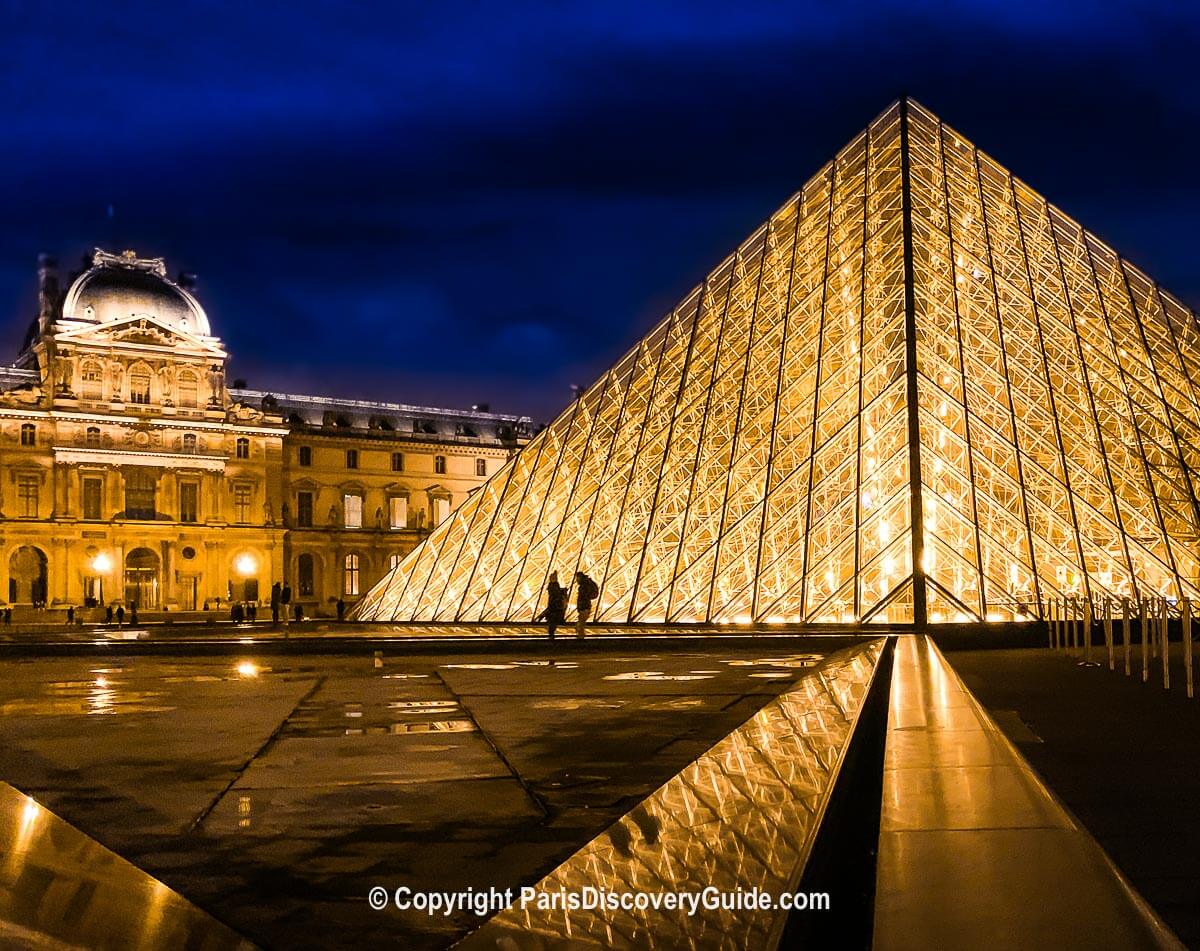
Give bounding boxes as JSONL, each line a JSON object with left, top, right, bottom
{"left": 541, "top": 570, "right": 599, "bottom": 640}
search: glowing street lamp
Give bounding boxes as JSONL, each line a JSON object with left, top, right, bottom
{"left": 235, "top": 553, "right": 257, "bottom": 577}
{"left": 91, "top": 552, "right": 112, "bottom": 605}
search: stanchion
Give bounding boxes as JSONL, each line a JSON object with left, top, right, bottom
{"left": 1070, "top": 597, "right": 1077, "bottom": 653}
{"left": 1156, "top": 597, "right": 1166, "bottom": 686}
{"left": 1104, "top": 597, "right": 1114, "bottom": 671}
{"left": 1141, "top": 598, "right": 1149, "bottom": 683}
{"left": 1122, "top": 596, "right": 1131, "bottom": 677}
{"left": 1152, "top": 599, "right": 1159, "bottom": 659}
{"left": 1184, "top": 598, "right": 1193, "bottom": 700}
{"left": 1079, "top": 597, "right": 1100, "bottom": 668}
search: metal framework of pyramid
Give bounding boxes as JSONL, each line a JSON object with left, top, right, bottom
{"left": 356, "top": 99, "right": 1200, "bottom": 627}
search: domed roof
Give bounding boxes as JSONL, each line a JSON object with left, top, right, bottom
{"left": 61, "top": 249, "right": 211, "bottom": 337}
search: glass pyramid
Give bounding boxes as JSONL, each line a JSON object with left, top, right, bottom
{"left": 356, "top": 99, "right": 1200, "bottom": 626}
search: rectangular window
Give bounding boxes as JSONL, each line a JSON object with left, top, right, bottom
{"left": 344, "top": 553, "right": 360, "bottom": 596}
{"left": 434, "top": 496, "right": 449, "bottom": 526}
{"left": 124, "top": 470, "right": 156, "bottom": 520}
{"left": 82, "top": 477, "right": 102, "bottom": 520}
{"left": 297, "top": 491, "right": 313, "bottom": 527}
{"left": 389, "top": 553, "right": 402, "bottom": 571}
{"left": 182, "top": 433, "right": 197, "bottom": 453}
{"left": 389, "top": 495, "right": 407, "bottom": 530}
{"left": 298, "top": 554, "right": 315, "bottom": 596}
{"left": 299, "top": 445, "right": 312, "bottom": 466}
{"left": 81, "top": 364, "right": 103, "bottom": 400}
{"left": 343, "top": 493, "right": 362, "bottom": 529}
{"left": 236, "top": 437, "right": 250, "bottom": 459}
{"left": 475, "top": 458, "right": 486, "bottom": 477}
{"left": 234, "top": 483, "right": 252, "bottom": 523}
{"left": 180, "top": 482, "right": 198, "bottom": 523}
{"left": 18, "top": 475, "right": 38, "bottom": 518}
{"left": 346, "top": 449, "right": 358, "bottom": 469}
{"left": 392, "top": 451, "right": 404, "bottom": 472}
{"left": 435, "top": 455, "right": 446, "bottom": 474}
{"left": 20, "top": 424, "right": 36, "bottom": 446}
{"left": 129, "top": 367, "right": 151, "bottom": 404}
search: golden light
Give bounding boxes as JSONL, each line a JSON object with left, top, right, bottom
{"left": 235, "top": 553, "right": 257, "bottom": 576}
{"left": 236, "top": 661, "right": 259, "bottom": 678}
{"left": 92, "top": 552, "right": 112, "bottom": 573}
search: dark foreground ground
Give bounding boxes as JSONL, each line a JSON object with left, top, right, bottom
{"left": 0, "top": 645, "right": 825, "bottom": 949}
{"left": 949, "top": 646, "right": 1200, "bottom": 948}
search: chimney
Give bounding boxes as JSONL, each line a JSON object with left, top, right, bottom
{"left": 177, "top": 271, "right": 198, "bottom": 291}
{"left": 36, "top": 253, "right": 59, "bottom": 324}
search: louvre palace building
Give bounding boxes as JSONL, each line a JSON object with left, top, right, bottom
{"left": 0, "top": 248, "right": 531, "bottom": 618}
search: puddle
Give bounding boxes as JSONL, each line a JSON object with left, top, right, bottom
{"left": 381, "top": 674, "right": 430, "bottom": 680}
{"left": 723, "top": 655, "right": 821, "bottom": 669}
{"left": 442, "top": 664, "right": 517, "bottom": 671}
{"left": 388, "top": 700, "right": 459, "bottom": 711}
{"left": 532, "top": 698, "right": 626, "bottom": 711}
{"left": 748, "top": 672, "right": 793, "bottom": 680}
{"left": 603, "top": 672, "right": 715, "bottom": 682}
{"left": 644, "top": 698, "right": 708, "bottom": 710}
{"left": 388, "top": 719, "right": 475, "bottom": 734}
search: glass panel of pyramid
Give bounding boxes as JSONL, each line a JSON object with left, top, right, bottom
{"left": 355, "top": 99, "right": 1200, "bottom": 626}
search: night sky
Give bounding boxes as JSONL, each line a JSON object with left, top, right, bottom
{"left": 3, "top": 2, "right": 1198, "bottom": 423}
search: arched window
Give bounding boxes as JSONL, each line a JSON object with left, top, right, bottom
{"left": 85, "top": 426, "right": 101, "bottom": 447}
{"left": 343, "top": 553, "right": 360, "bottom": 596}
{"left": 177, "top": 370, "right": 199, "bottom": 408}
{"left": 182, "top": 433, "right": 197, "bottom": 453}
{"left": 435, "top": 455, "right": 447, "bottom": 474}
{"left": 80, "top": 361, "right": 104, "bottom": 400}
{"left": 236, "top": 437, "right": 250, "bottom": 459}
{"left": 129, "top": 365, "right": 151, "bottom": 404}
{"left": 20, "top": 423, "right": 36, "bottom": 446}
{"left": 298, "top": 553, "right": 315, "bottom": 596}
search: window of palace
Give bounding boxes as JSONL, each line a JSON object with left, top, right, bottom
{"left": 343, "top": 493, "right": 363, "bottom": 529}
{"left": 233, "top": 483, "right": 252, "bottom": 523}
{"left": 17, "top": 475, "right": 38, "bottom": 517}
{"left": 344, "top": 553, "right": 360, "bottom": 596}
{"left": 298, "top": 553, "right": 315, "bottom": 596}
{"left": 86, "top": 426, "right": 101, "bottom": 447}
{"left": 392, "top": 451, "right": 404, "bottom": 472}
{"left": 124, "top": 470, "right": 157, "bottom": 520}
{"left": 435, "top": 455, "right": 447, "bottom": 474}
{"left": 299, "top": 445, "right": 312, "bottom": 466}
{"left": 177, "top": 371, "right": 199, "bottom": 408}
{"left": 297, "top": 491, "right": 314, "bottom": 527}
{"left": 180, "top": 482, "right": 199, "bottom": 523}
{"left": 81, "top": 362, "right": 104, "bottom": 400}
{"left": 20, "top": 423, "right": 36, "bottom": 446}
{"left": 182, "top": 433, "right": 197, "bottom": 453}
{"left": 82, "top": 477, "right": 102, "bottom": 520}
{"left": 346, "top": 449, "right": 359, "bottom": 469}
{"left": 475, "top": 458, "right": 487, "bottom": 477}
{"left": 389, "top": 495, "right": 407, "bottom": 530}
{"left": 236, "top": 437, "right": 250, "bottom": 459}
{"left": 389, "top": 553, "right": 401, "bottom": 571}
{"left": 434, "top": 496, "right": 450, "bottom": 526}
{"left": 129, "top": 366, "right": 151, "bottom": 404}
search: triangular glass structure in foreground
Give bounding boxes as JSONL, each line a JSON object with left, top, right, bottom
{"left": 356, "top": 99, "right": 1200, "bottom": 626}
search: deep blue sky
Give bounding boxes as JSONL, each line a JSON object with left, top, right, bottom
{"left": 2, "top": 1, "right": 1198, "bottom": 421}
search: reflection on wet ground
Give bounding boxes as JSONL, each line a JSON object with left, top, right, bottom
{"left": 0, "top": 645, "right": 836, "bottom": 949}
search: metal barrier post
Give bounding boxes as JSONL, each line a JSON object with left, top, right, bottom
{"left": 1084, "top": 598, "right": 1094, "bottom": 665}
{"left": 1151, "top": 599, "right": 1159, "bottom": 659}
{"left": 1105, "top": 597, "right": 1114, "bottom": 671}
{"left": 1049, "top": 599, "right": 1057, "bottom": 650}
{"left": 1070, "top": 597, "right": 1078, "bottom": 653}
{"left": 1184, "top": 598, "right": 1193, "bottom": 700}
{"left": 1122, "top": 597, "right": 1131, "bottom": 677}
{"left": 1141, "top": 598, "right": 1149, "bottom": 683}
{"left": 1162, "top": 598, "right": 1170, "bottom": 691}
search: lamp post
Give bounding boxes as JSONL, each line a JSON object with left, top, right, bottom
{"left": 91, "top": 552, "right": 112, "bottom": 606}
{"left": 235, "top": 553, "right": 257, "bottom": 604}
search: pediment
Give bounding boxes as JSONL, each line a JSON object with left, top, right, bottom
{"left": 56, "top": 314, "right": 225, "bottom": 357}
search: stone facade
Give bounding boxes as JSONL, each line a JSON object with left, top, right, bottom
{"left": 0, "top": 249, "right": 530, "bottom": 617}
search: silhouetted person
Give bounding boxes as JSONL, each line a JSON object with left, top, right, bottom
{"left": 66, "top": 606, "right": 75, "bottom": 625}
{"left": 3, "top": 608, "right": 11, "bottom": 625}
{"left": 281, "top": 582, "right": 292, "bottom": 607}
{"left": 105, "top": 605, "right": 113, "bottom": 624}
{"left": 130, "top": 603, "right": 138, "bottom": 625}
{"left": 270, "top": 582, "right": 281, "bottom": 624}
{"left": 538, "top": 571, "right": 568, "bottom": 640}
{"left": 336, "top": 598, "right": 346, "bottom": 622}
{"left": 574, "top": 571, "right": 598, "bottom": 639}
{"left": 248, "top": 602, "right": 257, "bottom": 622}
{"left": 116, "top": 605, "right": 125, "bottom": 626}
{"left": 293, "top": 602, "right": 303, "bottom": 623}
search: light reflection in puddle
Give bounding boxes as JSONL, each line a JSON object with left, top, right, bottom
{"left": 690, "top": 670, "right": 722, "bottom": 675}
{"left": 533, "top": 698, "right": 626, "bottom": 711}
{"left": 442, "top": 664, "right": 517, "bottom": 671}
{"left": 645, "top": 698, "right": 708, "bottom": 711}
{"left": 723, "top": 655, "right": 821, "bottom": 669}
{"left": 603, "top": 672, "right": 715, "bottom": 682}
{"left": 236, "top": 661, "right": 263, "bottom": 678}
{"left": 748, "top": 673, "right": 793, "bottom": 680}
{"left": 238, "top": 796, "right": 252, "bottom": 829}
{"left": 381, "top": 674, "right": 430, "bottom": 680}
{"left": 388, "top": 719, "right": 475, "bottom": 734}
{"left": 388, "top": 700, "right": 459, "bottom": 711}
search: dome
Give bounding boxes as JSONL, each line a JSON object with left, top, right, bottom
{"left": 61, "top": 249, "right": 211, "bottom": 337}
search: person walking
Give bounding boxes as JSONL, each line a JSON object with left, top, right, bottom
{"left": 116, "top": 605, "right": 125, "bottom": 626}
{"left": 538, "top": 572, "right": 568, "bottom": 640}
{"left": 105, "top": 605, "right": 113, "bottom": 624}
{"left": 574, "top": 570, "right": 598, "bottom": 639}
{"left": 336, "top": 598, "right": 346, "bottom": 622}
{"left": 270, "top": 582, "right": 282, "bottom": 625}
{"left": 130, "top": 603, "right": 138, "bottom": 626}
{"left": 281, "top": 581, "right": 292, "bottom": 623}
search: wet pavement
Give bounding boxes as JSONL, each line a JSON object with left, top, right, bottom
{"left": 0, "top": 646, "right": 828, "bottom": 949}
